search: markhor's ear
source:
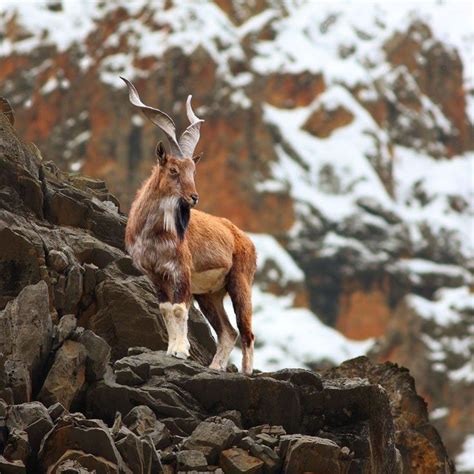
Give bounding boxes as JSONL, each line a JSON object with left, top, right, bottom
{"left": 156, "top": 141, "right": 167, "bottom": 166}
{"left": 192, "top": 152, "right": 203, "bottom": 165}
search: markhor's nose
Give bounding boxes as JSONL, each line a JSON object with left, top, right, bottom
{"left": 191, "top": 194, "right": 199, "bottom": 205}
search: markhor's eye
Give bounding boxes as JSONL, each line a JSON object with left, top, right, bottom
{"left": 170, "top": 168, "right": 178, "bottom": 175}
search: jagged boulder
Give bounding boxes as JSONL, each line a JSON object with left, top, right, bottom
{"left": 38, "top": 340, "right": 87, "bottom": 410}
{"left": 38, "top": 414, "right": 126, "bottom": 472}
{"left": 324, "top": 356, "right": 454, "bottom": 473}
{"left": 86, "top": 349, "right": 405, "bottom": 472}
{"left": 0, "top": 281, "right": 53, "bottom": 403}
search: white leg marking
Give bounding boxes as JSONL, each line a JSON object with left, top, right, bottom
{"left": 242, "top": 339, "right": 254, "bottom": 375}
{"left": 159, "top": 302, "right": 178, "bottom": 355}
{"left": 171, "top": 303, "right": 190, "bottom": 359}
{"left": 209, "top": 328, "right": 237, "bottom": 371}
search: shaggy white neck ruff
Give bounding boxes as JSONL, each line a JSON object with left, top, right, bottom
{"left": 159, "top": 196, "right": 179, "bottom": 234}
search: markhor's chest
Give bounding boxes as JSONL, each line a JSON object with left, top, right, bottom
{"left": 127, "top": 199, "right": 191, "bottom": 276}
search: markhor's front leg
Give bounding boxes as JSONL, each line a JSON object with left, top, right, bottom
{"left": 159, "top": 302, "right": 179, "bottom": 356}
{"left": 159, "top": 301, "right": 190, "bottom": 359}
{"left": 171, "top": 302, "right": 190, "bottom": 359}
{"left": 157, "top": 273, "right": 192, "bottom": 359}
{"left": 169, "top": 276, "right": 192, "bottom": 359}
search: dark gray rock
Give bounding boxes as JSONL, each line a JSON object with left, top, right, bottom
{"left": 183, "top": 419, "right": 240, "bottom": 464}
{"left": 247, "top": 425, "right": 286, "bottom": 440}
{"left": 3, "top": 428, "right": 30, "bottom": 463}
{"left": 127, "top": 347, "right": 152, "bottom": 356}
{"left": 47, "top": 402, "right": 67, "bottom": 422}
{"left": 0, "top": 281, "right": 53, "bottom": 402}
{"left": 159, "top": 417, "right": 200, "bottom": 438}
{"left": 218, "top": 410, "right": 243, "bottom": 428}
{"left": 76, "top": 329, "right": 111, "bottom": 382}
{"left": 176, "top": 449, "right": 208, "bottom": 470}
{"left": 38, "top": 340, "right": 87, "bottom": 409}
{"left": 179, "top": 373, "right": 302, "bottom": 432}
{"left": 220, "top": 448, "right": 264, "bottom": 473}
{"left": 6, "top": 401, "right": 51, "bottom": 432}
{"left": 54, "top": 314, "right": 77, "bottom": 348}
{"left": 0, "top": 398, "right": 7, "bottom": 417}
{"left": 47, "top": 250, "right": 69, "bottom": 273}
{"left": 115, "top": 428, "right": 162, "bottom": 474}
{"left": 280, "top": 435, "right": 352, "bottom": 474}
{"left": 255, "top": 433, "right": 278, "bottom": 448}
{"left": 6, "top": 401, "right": 54, "bottom": 455}
{"left": 248, "top": 443, "right": 280, "bottom": 473}
{"left": 0, "top": 455, "right": 26, "bottom": 474}
{"left": 185, "top": 420, "right": 238, "bottom": 451}
{"left": 123, "top": 405, "right": 157, "bottom": 436}
{"left": 264, "top": 368, "right": 323, "bottom": 390}
{"left": 38, "top": 414, "right": 126, "bottom": 472}
{"left": 47, "top": 450, "right": 118, "bottom": 473}
{"left": 115, "top": 367, "right": 144, "bottom": 386}
{"left": 25, "top": 415, "right": 54, "bottom": 454}
{"left": 64, "top": 264, "right": 83, "bottom": 314}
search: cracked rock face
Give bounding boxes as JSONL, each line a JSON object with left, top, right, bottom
{"left": 0, "top": 105, "right": 454, "bottom": 472}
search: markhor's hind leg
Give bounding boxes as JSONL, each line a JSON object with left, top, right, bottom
{"left": 195, "top": 289, "right": 238, "bottom": 371}
{"left": 227, "top": 272, "right": 254, "bottom": 375}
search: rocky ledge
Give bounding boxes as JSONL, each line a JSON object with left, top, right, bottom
{"left": 0, "top": 103, "right": 453, "bottom": 472}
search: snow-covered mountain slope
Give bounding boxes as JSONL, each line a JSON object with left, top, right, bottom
{"left": 1, "top": 0, "right": 473, "bottom": 463}
{"left": 228, "top": 234, "right": 374, "bottom": 371}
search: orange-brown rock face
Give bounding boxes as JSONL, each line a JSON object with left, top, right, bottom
{"left": 336, "top": 282, "right": 392, "bottom": 340}
{"left": 371, "top": 296, "right": 474, "bottom": 461}
{"left": 303, "top": 104, "right": 354, "bottom": 138}
{"left": 383, "top": 21, "right": 471, "bottom": 156}
{"left": 260, "top": 72, "right": 326, "bottom": 108}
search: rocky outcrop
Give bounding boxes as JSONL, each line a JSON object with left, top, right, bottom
{"left": 0, "top": 109, "right": 216, "bottom": 369}
{"left": 0, "top": 102, "right": 454, "bottom": 472}
{"left": 0, "top": 342, "right": 454, "bottom": 473}
{"left": 370, "top": 294, "right": 474, "bottom": 461}
{"left": 324, "top": 357, "right": 453, "bottom": 473}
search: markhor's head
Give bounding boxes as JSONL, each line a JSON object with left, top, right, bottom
{"left": 121, "top": 76, "right": 203, "bottom": 208}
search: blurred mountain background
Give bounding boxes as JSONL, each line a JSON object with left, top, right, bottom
{"left": 1, "top": 0, "right": 473, "bottom": 468}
